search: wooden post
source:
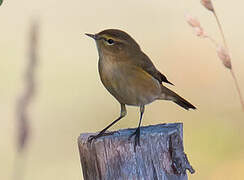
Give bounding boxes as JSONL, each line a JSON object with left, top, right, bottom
{"left": 78, "top": 123, "right": 195, "bottom": 180}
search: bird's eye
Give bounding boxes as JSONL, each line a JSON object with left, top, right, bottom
{"left": 107, "top": 39, "right": 114, "bottom": 45}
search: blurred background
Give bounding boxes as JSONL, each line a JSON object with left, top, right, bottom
{"left": 0, "top": 0, "right": 244, "bottom": 179}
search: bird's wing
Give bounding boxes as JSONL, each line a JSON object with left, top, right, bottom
{"left": 134, "top": 52, "right": 174, "bottom": 85}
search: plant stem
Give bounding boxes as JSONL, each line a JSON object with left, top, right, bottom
{"left": 230, "top": 69, "right": 244, "bottom": 111}
{"left": 213, "top": 11, "right": 228, "bottom": 50}
{"left": 206, "top": 35, "right": 218, "bottom": 47}
{"left": 213, "top": 11, "right": 244, "bottom": 111}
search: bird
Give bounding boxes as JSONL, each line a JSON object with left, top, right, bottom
{"left": 85, "top": 29, "right": 196, "bottom": 148}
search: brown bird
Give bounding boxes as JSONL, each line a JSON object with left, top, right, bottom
{"left": 86, "top": 29, "right": 196, "bottom": 147}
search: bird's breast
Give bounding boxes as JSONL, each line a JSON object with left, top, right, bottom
{"left": 98, "top": 56, "right": 161, "bottom": 106}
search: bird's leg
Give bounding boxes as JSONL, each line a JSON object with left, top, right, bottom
{"left": 129, "top": 105, "right": 145, "bottom": 151}
{"left": 88, "top": 104, "right": 126, "bottom": 142}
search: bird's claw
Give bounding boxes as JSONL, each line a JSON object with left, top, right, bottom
{"left": 88, "top": 131, "right": 117, "bottom": 143}
{"left": 128, "top": 128, "right": 141, "bottom": 151}
{"left": 87, "top": 135, "right": 97, "bottom": 143}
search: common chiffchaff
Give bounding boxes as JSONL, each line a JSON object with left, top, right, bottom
{"left": 86, "top": 29, "right": 196, "bottom": 148}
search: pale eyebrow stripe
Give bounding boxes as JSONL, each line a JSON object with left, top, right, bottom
{"left": 101, "top": 35, "right": 124, "bottom": 43}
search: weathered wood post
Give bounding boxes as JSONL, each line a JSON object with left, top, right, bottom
{"left": 78, "top": 123, "right": 195, "bottom": 180}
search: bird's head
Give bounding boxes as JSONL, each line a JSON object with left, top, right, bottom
{"left": 85, "top": 29, "right": 141, "bottom": 57}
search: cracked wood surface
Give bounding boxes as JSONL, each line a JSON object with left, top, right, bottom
{"left": 78, "top": 123, "right": 194, "bottom": 180}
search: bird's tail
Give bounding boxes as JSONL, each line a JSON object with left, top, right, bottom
{"left": 159, "top": 85, "right": 196, "bottom": 110}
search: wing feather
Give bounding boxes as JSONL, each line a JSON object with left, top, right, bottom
{"left": 133, "top": 52, "right": 174, "bottom": 85}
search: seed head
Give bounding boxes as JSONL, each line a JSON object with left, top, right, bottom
{"left": 200, "top": 0, "right": 214, "bottom": 12}
{"left": 185, "top": 14, "right": 201, "bottom": 27}
{"left": 217, "top": 46, "right": 232, "bottom": 69}
{"left": 185, "top": 14, "right": 207, "bottom": 38}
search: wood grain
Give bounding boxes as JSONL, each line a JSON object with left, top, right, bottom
{"left": 78, "top": 123, "right": 194, "bottom": 180}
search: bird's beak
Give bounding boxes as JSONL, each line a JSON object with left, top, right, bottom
{"left": 85, "top": 33, "right": 97, "bottom": 40}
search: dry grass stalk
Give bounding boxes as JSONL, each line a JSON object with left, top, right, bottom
{"left": 186, "top": 12, "right": 244, "bottom": 111}
{"left": 230, "top": 69, "right": 244, "bottom": 110}
{"left": 200, "top": 0, "right": 228, "bottom": 49}
{"left": 14, "top": 20, "right": 39, "bottom": 180}
{"left": 201, "top": 0, "right": 244, "bottom": 111}
{"left": 16, "top": 20, "right": 39, "bottom": 153}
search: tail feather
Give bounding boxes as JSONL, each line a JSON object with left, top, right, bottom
{"left": 160, "top": 85, "right": 196, "bottom": 110}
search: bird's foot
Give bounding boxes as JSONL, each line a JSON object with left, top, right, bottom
{"left": 128, "top": 128, "right": 141, "bottom": 152}
{"left": 88, "top": 131, "right": 117, "bottom": 143}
